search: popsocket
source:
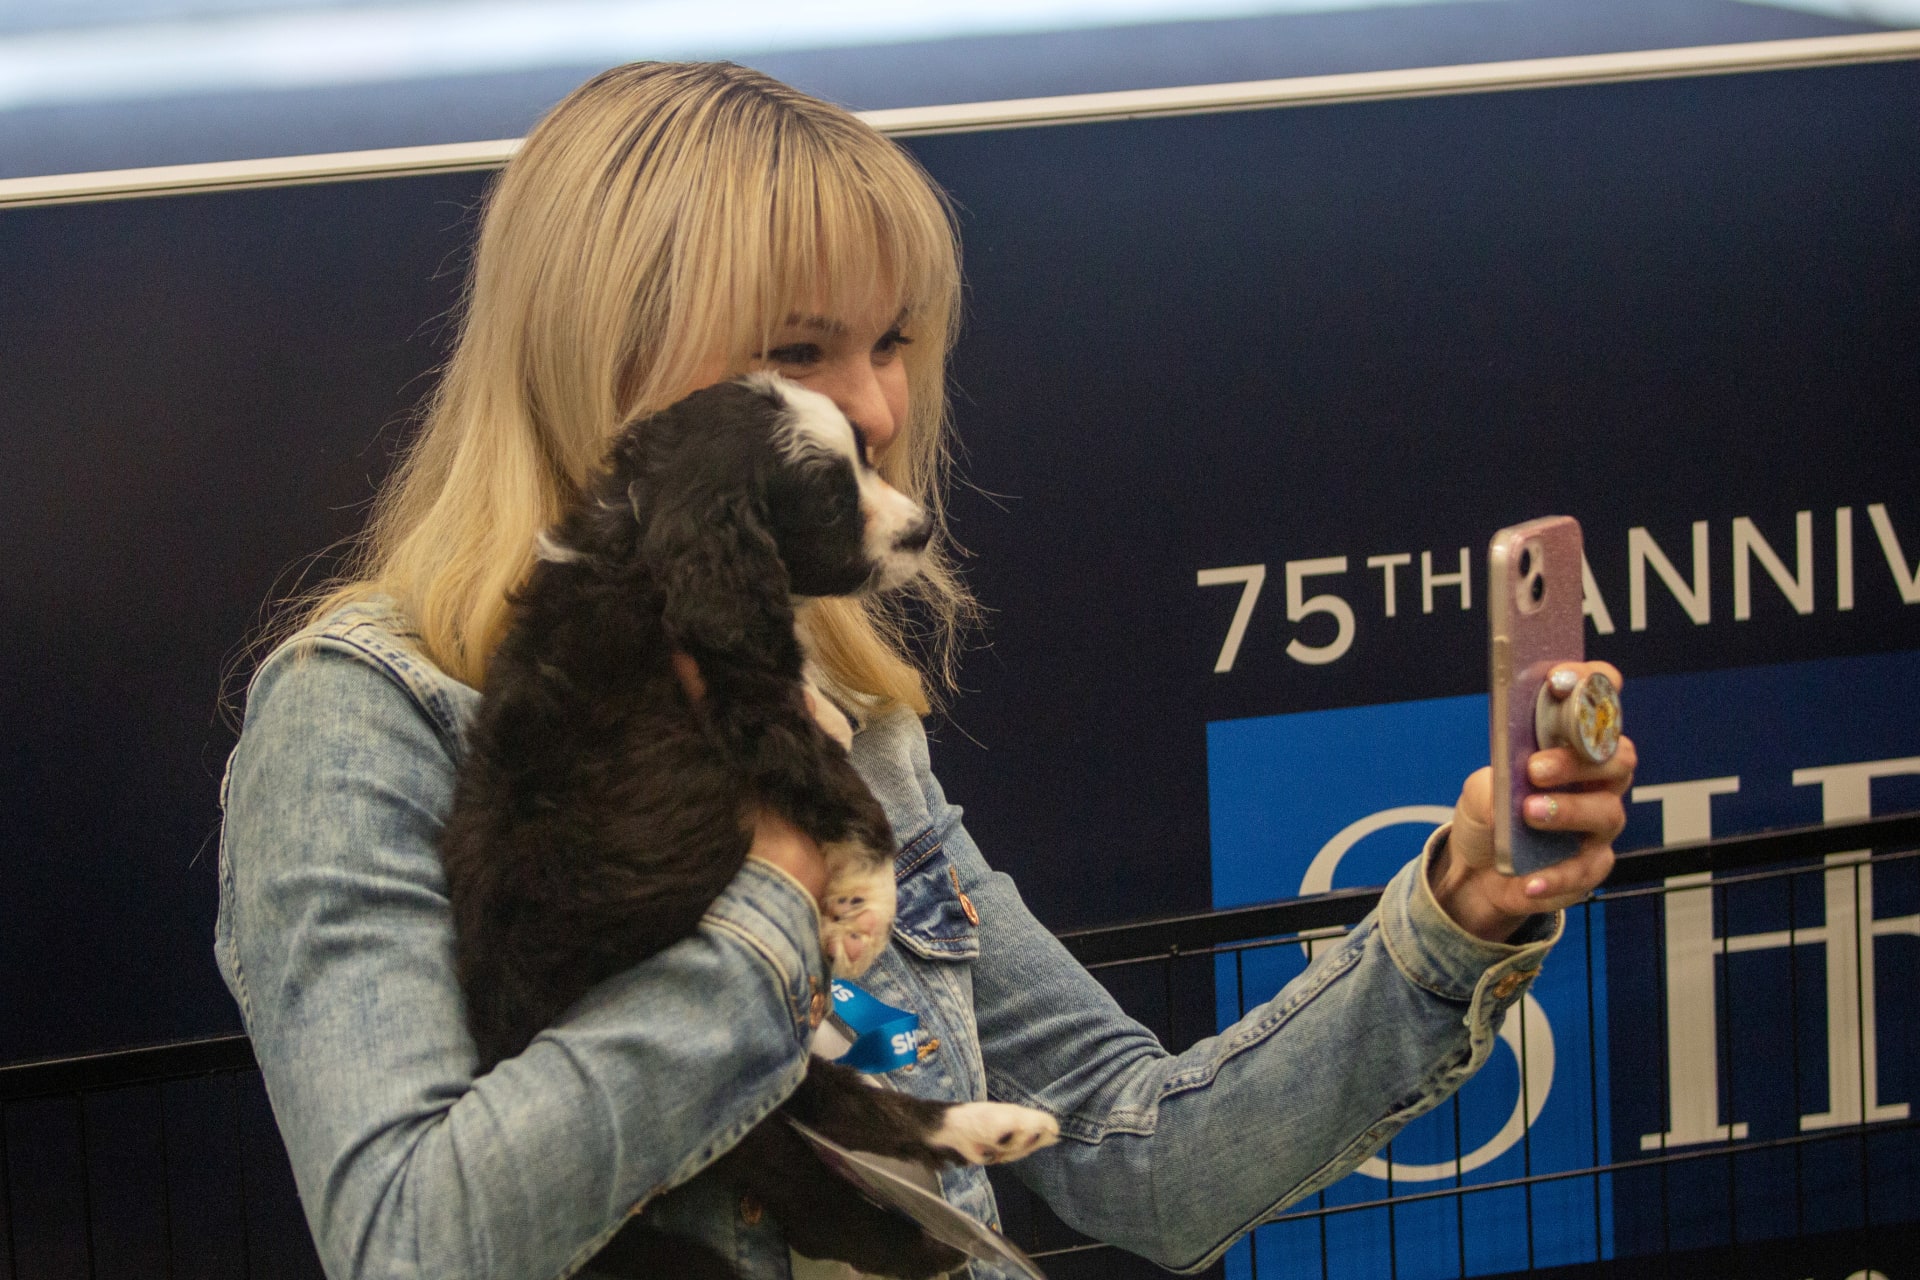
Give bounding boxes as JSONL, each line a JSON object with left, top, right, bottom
{"left": 1535, "top": 670, "right": 1621, "bottom": 765}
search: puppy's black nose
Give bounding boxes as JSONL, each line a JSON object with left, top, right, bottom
{"left": 896, "top": 516, "right": 933, "bottom": 554}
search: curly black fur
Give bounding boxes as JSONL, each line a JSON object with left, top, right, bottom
{"left": 439, "top": 377, "right": 972, "bottom": 1278}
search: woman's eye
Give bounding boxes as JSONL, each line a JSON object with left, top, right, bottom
{"left": 763, "top": 342, "right": 823, "bottom": 367}
{"left": 873, "top": 328, "right": 914, "bottom": 361}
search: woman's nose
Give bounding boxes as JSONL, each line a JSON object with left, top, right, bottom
{"left": 821, "top": 362, "right": 898, "bottom": 453}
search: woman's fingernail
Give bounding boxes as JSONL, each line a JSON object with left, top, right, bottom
{"left": 1526, "top": 794, "right": 1558, "bottom": 823}
{"left": 1529, "top": 757, "right": 1558, "bottom": 784}
{"left": 1526, "top": 876, "right": 1550, "bottom": 897}
{"left": 1549, "top": 668, "right": 1579, "bottom": 697}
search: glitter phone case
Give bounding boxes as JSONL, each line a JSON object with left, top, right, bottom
{"left": 1489, "top": 516, "right": 1587, "bottom": 877}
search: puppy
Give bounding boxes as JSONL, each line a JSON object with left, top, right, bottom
{"left": 439, "top": 374, "right": 1058, "bottom": 1279}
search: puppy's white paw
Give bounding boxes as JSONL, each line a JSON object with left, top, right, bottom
{"left": 820, "top": 856, "right": 896, "bottom": 978}
{"left": 930, "top": 1103, "right": 1060, "bottom": 1166}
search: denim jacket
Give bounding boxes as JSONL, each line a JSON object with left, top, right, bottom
{"left": 216, "top": 599, "right": 1559, "bottom": 1280}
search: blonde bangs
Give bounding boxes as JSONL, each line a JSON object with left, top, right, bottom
{"left": 286, "top": 62, "right": 975, "bottom": 712}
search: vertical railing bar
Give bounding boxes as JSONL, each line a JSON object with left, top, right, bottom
{"left": 1719, "top": 879, "right": 1738, "bottom": 1248}
{"left": 1385, "top": 1135, "right": 1397, "bottom": 1280}
{"left": 232, "top": 1073, "right": 253, "bottom": 1277}
{"left": 1584, "top": 896, "right": 1603, "bottom": 1265}
{"left": 1652, "top": 891, "right": 1673, "bottom": 1257}
{"left": 1317, "top": 1184, "right": 1330, "bottom": 1280}
{"left": 1852, "top": 861, "right": 1870, "bottom": 1231}
{"left": 77, "top": 1093, "right": 97, "bottom": 1280}
{"left": 1451, "top": 1097, "right": 1466, "bottom": 1280}
{"left": 1235, "top": 948, "right": 1253, "bottom": 1278}
{"left": 1453, "top": 1095, "right": 1466, "bottom": 1280}
{"left": 1518, "top": 978, "right": 1535, "bottom": 1273}
{"left": 1163, "top": 950, "right": 1177, "bottom": 1048}
{"left": 156, "top": 1082, "right": 175, "bottom": 1280}
{"left": 1787, "top": 868, "right": 1805, "bottom": 1237}
{"left": 2, "top": 1100, "right": 17, "bottom": 1280}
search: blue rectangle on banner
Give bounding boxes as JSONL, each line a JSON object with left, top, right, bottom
{"left": 1205, "top": 649, "right": 1920, "bottom": 1277}
{"left": 1207, "top": 693, "right": 1611, "bottom": 1278}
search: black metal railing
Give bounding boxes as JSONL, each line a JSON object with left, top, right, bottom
{"left": 6, "top": 812, "right": 1918, "bottom": 1280}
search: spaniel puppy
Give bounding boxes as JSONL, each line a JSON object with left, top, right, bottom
{"left": 440, "top": 374, "right": 1058, "bottom": 1279}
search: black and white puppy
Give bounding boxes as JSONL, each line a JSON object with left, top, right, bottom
{"left": 440, "top": 374, "right": 1058, "bottom": 1280}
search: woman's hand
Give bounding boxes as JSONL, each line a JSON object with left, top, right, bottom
{"left": 1430, "top": 662, "right": 1637, "bottom": 943}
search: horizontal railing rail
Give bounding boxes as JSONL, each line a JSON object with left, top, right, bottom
{"left": 4, "top": 810, "right": 1916, "bottom": 1100}
{"left": 1056, "top": 810, "right": 1920, "bottom": 967}
{"left": 0, "top": 1033, "right": 256, "bottom": 1104}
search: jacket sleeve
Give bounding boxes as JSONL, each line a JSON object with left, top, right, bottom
{"left": 898, "top": 720, "right": 1558, "bottom": 1275}
{"left": 215, "top": 640, "right": 827, "bottom": 1280}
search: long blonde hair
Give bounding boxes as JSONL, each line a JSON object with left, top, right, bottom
{"left": 298, "top": 62, "right": 972, "bottom": 714}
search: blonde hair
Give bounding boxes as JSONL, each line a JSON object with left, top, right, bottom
{"left": 297, "top": 62, "right": 973, "bottom": 714}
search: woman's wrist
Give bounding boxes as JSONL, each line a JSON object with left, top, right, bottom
{"left": 747, "top": 811, "right": 828, "bottom": 904}
{"left": 1426, "top": 834, "right": 1530, "bottom": 944}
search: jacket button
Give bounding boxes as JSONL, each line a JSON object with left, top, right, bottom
{"left": 739, "top": 1195, "right": 764, "bottom": 1226}
{"left": 1492, "top": 968, "right": 1537, "bottom": 1001}
{"left": 808, "top": 989, "right": 828, "bottom": 1028}
{"left": 948, "top": 866, "right": 980, "bottom": 925}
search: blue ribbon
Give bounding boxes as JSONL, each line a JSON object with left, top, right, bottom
{"left": 827, "top": 980, "right": 920, "bottom": 1073}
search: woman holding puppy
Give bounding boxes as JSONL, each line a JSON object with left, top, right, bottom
{"left": 218, "top": 61, "right": 1634, "bottom": 1279}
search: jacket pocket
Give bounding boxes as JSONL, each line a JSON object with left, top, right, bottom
{"left": 890, "top": 827, "right": 979, "bottom": 963}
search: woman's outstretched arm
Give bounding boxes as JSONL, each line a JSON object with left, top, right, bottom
{"left": 870, "top": 703, "right": 1625, "bottom": 1274}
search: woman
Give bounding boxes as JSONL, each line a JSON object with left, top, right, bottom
{"left": 217, "top": 61, "right": 1634, "bottom": 1279}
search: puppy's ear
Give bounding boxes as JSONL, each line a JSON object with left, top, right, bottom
{"left": 642, "top": 488, "right": 791, "bottom": 654}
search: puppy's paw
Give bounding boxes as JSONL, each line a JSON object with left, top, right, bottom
{"left": 930, "top": 1102, "right": 1060, "bottom": 1166}
{"left": 820, "top": 855, "right": 896, "bottom": 978}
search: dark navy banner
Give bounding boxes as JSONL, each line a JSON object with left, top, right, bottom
{"left": 2, "top": 51, "right": 1916, "bottom": 1279}
{"left": 903, "top": 56, "right": 1920, "bottom": 1277}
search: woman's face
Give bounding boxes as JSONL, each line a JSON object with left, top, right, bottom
{"left": 689, "top": 294, "right": 913, "bottom": 458}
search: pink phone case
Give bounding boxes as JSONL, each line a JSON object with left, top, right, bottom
{"left": 1489, "top": 516, "right": 1586, "bottom": 877}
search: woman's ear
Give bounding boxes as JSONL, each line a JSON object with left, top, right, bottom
{"left": 642, "top": 487, "right": 791, "bottom": 655}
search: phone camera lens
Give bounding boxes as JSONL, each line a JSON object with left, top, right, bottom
{"left": 1518, "top": 547, "right": 1533, "bottom": 577}
{"left": 1529, "top": 574, "right": 1546, "bottom": 605}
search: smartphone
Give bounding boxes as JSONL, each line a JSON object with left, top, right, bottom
{"left": 1488, "top": 516, "right": 1586, "bottom": 876}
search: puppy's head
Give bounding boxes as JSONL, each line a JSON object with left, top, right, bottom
{"left": 753, "top": 374, "right": 932, "bottom": 598}
{"left": 599, "top": 374, "right": 932, "bottom": 651}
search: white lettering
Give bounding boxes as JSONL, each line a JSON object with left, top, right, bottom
{"left": 1633, "top": 760, "right": 1920, "bottom": 1149}
{"left": 1733, "top": 511, "right": 1814, "bottom": 619}
{"left": 1421, "top": 547, "right": 1470, "bottom": 614}
{"left": 1630, "top": 522, "right": 1711, "bottom": 630}
{"left": 1790, "top": 758, "right": 1920, "bottom": 1130}
{"left": 1581, "top": 552, "right": 1616, "bottom": 635}
{"left": 1867, "top": 503, "right": 1920, "bottom": 603}
{"left": 1366, "top": 552, "right": 1411, "bottom": 618}
{"left": 1197, "top": 564, "right": 1266, "bottom": 673}
{"left": 1285, "top": 557, "right": 1354, "bottom": 665}
{"left": 1836, "top": 507, "right": 1855, "bottom": 611}
{"left": 1631, "top": 777, "right": 1748, "bottom": 1149}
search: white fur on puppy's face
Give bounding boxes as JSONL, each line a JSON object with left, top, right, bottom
{"left": 755, "top": 374, "right": 931, "bottom": 593}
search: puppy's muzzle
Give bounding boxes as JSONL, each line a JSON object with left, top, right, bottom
{"left": 895, "top": 514, "right": 933, "bottom": 556}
